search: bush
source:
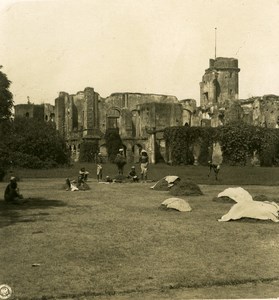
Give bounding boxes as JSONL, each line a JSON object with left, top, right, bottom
{"left": 7, "top": 118, "right": 70, "bottom": 168}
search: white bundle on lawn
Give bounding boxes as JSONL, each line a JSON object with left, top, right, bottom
{"left": 217, "top": 187, "right": 279, "bottom": 222}
{"left": 161, "top": 198, "right": 192, "bottom": 212}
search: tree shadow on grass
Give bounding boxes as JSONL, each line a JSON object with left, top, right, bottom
{"left": 0, "top": 197, "right": 66, "bottom": 228}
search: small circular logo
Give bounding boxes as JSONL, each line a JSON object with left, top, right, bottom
{"left": 0, "top": 285, "right": 12, "bottom": 300}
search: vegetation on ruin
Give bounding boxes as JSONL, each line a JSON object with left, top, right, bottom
{"left": 104, "top": 129, "right": 124, "bottom": 162}
{"left": 164, "top": 122, "right": 279, "bottom": 167}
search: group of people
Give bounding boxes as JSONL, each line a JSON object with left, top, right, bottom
{"left": 3, "top": 149, "right": 150, "bottom": 202}
{"left": 65, "top": 148, "right": 150, "bottom": 190}
{"left": 66, "top": 166, "right": 91, "bottom": 191}
{"left": 115, "top": 148, "right": 149, "bottom": 182}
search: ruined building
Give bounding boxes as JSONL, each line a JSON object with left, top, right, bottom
{"left": 14, "top": 56, "right": 279, "bottom": 163}
{"left": 200, "top": 57, "right": 240, "bottom": 107}
{"left": 55, "top": 89, "right": 187, "bottom": 163}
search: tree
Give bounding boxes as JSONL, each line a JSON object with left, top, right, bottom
{"left": 0, "top": 67, "right": 13, "bottom": 180}
{"left": 7, "top": 117, "right": 70, "bottom": 168}
{"left": 0, "top": 67, "right": 13, "bottom": 122}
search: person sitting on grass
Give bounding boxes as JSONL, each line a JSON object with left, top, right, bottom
{"left": 4, "top": 177, "right": 25, "bottom": 204}
{"left": 127, "top": 166, "right": 139, "bottom": 182}
{"left": 77, "top": 168, "right": 90, "bottom": 190}
{"left": 65, "top": 178, "right": 79, "bottom": 191}
{"left": 79, "top": 167, "right": 89, "bottom": 182}
{"left": 106, "top": 176, "right": 113, "bottom": 183}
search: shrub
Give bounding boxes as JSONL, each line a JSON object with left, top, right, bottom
{"left": 7, "top": 117, "right": 70, "bottom": 168}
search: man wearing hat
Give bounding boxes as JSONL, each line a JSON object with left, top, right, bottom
{"left": 4, "top": 177, "right": 25, "bottom": 204}
{"left": 127, "top": 166, "right": 139, "bottom": 182}
{"left": 114, "top": 148, "right": 126, "bottom": 175}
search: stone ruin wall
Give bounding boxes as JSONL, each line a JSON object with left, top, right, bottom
{"left": 15, "top": 91, "right": 279, "bottom": 164}
{"left": 52, "top": 90, "right": 186, "bottom": 162}
{"left": 14, "top": 56, "right": 279, "bottom": 163}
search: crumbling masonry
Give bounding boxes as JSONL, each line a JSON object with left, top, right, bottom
{"left": 14, "top": 57, "right": 279, "bottom": 163}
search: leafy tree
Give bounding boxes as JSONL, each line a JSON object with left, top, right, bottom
{"left": 7, "top": 117, "right": 70, "bottom": 168}
{"left": 0, "top": 67, "right": 13, "bottom": 179}
{"left": 0, "top": 67, "right": 13, "bottom": 122}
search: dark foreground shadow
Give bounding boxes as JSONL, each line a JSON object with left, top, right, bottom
{"left": 0, "top": 197, "right": 66, "bottom": 228}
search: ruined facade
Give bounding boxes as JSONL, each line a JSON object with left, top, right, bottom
{"left": 14, "top": 56, "right": 279, "bottom": 163}
{"left": 55, "top": 89, "right": 186, "bottom": 163}
{"left": 15, "top": 103, "right": 55, "bottom": 121}
{"left": 200, "top": 57, "right": 240, "bottom": 107}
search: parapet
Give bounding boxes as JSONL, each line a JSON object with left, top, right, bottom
{"left": 209, "top": 57, "right": 239, "bottom": 69}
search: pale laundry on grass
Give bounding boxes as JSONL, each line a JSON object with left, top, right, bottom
{"left": 161, "top": 198, "right": 192, "bottom": 212}
{"left": 217, "top": 187, "right": 279, "bottom": 222}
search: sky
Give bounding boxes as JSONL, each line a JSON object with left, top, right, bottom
{"left": 0, "top": 0, "right": 279, "bottom": 106}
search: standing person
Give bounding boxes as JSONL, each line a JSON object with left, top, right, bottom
{"left": 114, "top": 148, "right": 126, "bottom": 175}
{"left": 4, "top": 177, "right": 25, "bottom": 204}
{"left": 96, "top": 152, "right": 103, "bottom": 182}
{"left": 139, "top": 150, "right": 149, "bottom": 181}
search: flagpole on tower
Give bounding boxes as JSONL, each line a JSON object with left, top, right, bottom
{"left": 215, "top": 27, "right": 217, "bottom": 59}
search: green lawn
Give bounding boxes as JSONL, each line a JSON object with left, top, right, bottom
{"left": 1, "top": 171, "right": 279, "bottom": 299}
{"left": 7, "top": 162, "right": 279, "bottom": 186}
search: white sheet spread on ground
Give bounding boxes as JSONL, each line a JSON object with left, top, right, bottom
{"left": 218, "top": 187, "right": 279, "bottom": 222}
{"left": 161, "top": 198, "right": 192, "bottom": 212}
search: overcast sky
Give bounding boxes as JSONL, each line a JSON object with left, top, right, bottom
{"left": 0, "top": 0, "right": 279, "bottom": 105}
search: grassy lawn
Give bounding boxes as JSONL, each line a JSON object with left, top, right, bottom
{"left": 1, "top": 166, "right": 279, "bottom": 299}
{"left": 7, "top": 162, "right": 279, "bottom": 186}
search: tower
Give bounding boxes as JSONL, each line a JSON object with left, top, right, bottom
{"left": 200, "top": 57, "right": 240, "bottom": 107}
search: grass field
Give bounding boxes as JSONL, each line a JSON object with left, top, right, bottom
{"left": 1, "top": 164, "right": 279, "bottom": 299}
{"left": 7, "top": 162, "right": 279, "bottom": 185}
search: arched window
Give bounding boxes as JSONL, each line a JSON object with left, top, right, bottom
{"left": 107, "top": 108, "right": 120, "bottom": 129}
{"left": 25, "top": 112, "right": 29, "bottom": 118}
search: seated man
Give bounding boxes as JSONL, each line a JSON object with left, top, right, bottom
{"left": 4, "top": 177, "right": 25, "bottom": 204}
{"left": 127, "top": 166, "right": 139, "bottom": 182}
{"left": 106, "top": 176, "right": 113, "bottom": 183}
{"left": 79, "top": 167, "right": 89, "bottom": 182}
{"left": 65, "top": 178, "right": 79, "bottom": 191}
